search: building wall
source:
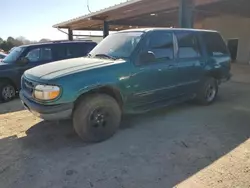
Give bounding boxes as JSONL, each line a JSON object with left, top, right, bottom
{"left": 197, "top": 15, "right": 250, "bottom": 63}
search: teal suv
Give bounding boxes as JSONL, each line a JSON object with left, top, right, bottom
{"left": 20, "top": 28, "right": 231, "bottom": 142}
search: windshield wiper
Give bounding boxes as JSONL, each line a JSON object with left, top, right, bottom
{"left": 94, "top": 54, "right": 116, "bottom": 60}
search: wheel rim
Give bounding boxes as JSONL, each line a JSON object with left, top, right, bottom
{"left": 89, "top": 107, "right": 110, "bottom": 129}
{"left": 205, "top": 84, "right": 216, "bottom": 102}
{"left": 2, "top": 85, "right": 15, "bottom": 100}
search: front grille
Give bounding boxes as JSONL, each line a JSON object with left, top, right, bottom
{"left": 22, "top": 76, "right": 35, "bottom": 96}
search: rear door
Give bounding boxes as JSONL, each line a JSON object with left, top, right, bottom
{"left": 201, "top": 32, "right": 231, "bottom": 80}
{"left": 175, "top": 31, "right": 204, "bottom": 95}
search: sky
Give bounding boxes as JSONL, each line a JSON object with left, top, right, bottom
{"left": 1, "top": 0, "right": 126, "bottom": 41}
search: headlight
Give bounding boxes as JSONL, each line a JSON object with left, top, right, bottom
{"left": 33, "top": 85, "right": 61, "bottom": 100}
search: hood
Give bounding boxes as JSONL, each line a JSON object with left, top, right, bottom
{"left": 0, "top": 62, "right": 14, "bottom": 70}
{"left": 25, "top": 57, "right": 120, "bottom": 80}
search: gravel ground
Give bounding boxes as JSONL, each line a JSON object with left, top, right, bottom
{"left": 0, "top": 70, "right": 250, "bottom": 187}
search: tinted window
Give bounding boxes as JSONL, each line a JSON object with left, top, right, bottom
{"left": 52, "top": 45, "right": 67, "bottom": 60}
{"left": 52, "top": 43, "right": 96, "bottom": 60}
{"left": 66, "top": 43, "right": 95, "bottom": 58}
{"left": 25, "top": 47, "right": 52, "bottom": 62}
{"left": 202, "top": 32, "right": 228, "bottom": 56}
{"left": 176, "top": 32, "right": 201, "bottom": 58}
{"left": 147, "top": 31, "right": 174, "bottom": 62}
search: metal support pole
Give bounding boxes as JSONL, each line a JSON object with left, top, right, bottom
{"left": 68, "top": 29, "right": 73, "bottom": 41}
{"left": 103, "top": 21, "right": 109, "bottom": 38}
{"left": 179, "top": 0, "right": 194, "bottom": 28}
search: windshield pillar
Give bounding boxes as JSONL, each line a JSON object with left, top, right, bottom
{"left": 103, "top": 21, "right": 109, "bottom": 38}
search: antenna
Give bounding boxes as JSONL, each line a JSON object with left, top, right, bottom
{"left": 87, "top": 0, "right": 92, "bottom": 13}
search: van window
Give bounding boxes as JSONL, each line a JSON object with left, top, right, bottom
{"left": 147, "top": 31, "right": 174, "bottom": 62}
{"left": 66, "top": 43, "right": 94, "bottom": 58}
{"left": 202, "top": 32, "right": 228, "bottom": 56}
{"left": 25, "top": 47, "right": 52, "bottom": 62}
{"left": 176, "top": 32, "right": 201, "bottom": 58}
{"left": 52, "top": 43, "right": 96, "bottom": 60}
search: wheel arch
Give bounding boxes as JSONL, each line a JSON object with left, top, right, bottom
{"left": 205, "top": 69, "right": 222, "bottom": 80}
{"left": 0, "top": 77, "right": 17, "bottom": 90}
{"left": 74, "top": 85, "right": 124, "bottom": 110}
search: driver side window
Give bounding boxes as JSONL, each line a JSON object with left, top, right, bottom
{"left": 146, "top": 31, "right": 174, "bottom": 63}
{"left": 25, "top": 47, "right": 52, "bottom": 63}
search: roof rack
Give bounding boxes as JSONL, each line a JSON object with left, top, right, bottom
{"left": 51, "top": 39, "right": 93, "bottom": 43}
{"left": 37, "top": 39, "right": 93, "bottom": 44}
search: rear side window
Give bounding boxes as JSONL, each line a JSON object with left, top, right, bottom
{"left": 52, "top": 43, "right": 96, "bottom": 61}
{"left": 202, "top": 32, "right": 228, "bottom": 56}
{"left": 66, "top": 43, "right": 96, "bottom": 58}
{"left": 176, "top": 32, "right": 201, "bottom": 58}
{"left": 147, "top": 31, "right": 174, "bottom": 62}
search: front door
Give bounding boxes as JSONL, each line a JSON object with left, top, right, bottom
{"left": 126, "top": 30, "right": 179, "bottom": 108}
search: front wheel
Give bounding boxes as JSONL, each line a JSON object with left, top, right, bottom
{"left": 0, "top": 81, "right": 16, "bottom": 102}
{"left": 73, "top": 94, "right": 121, "bottom": 142}
{"left": 196, "top": 77, "right": 218, "bottom": 105}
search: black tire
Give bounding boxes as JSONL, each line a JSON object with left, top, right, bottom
{"left": 73, "top": 94, "right": 121, "bottom": 142}
{"left": 0, "top": 81, "right": 16, "bottom": 102}
{"left": 196, "top": 77, "right": 218, "bottom": 105}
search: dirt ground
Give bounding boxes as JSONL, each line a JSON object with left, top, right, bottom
{"left": 0, "top": 64, "right": 250, "bottom": 188}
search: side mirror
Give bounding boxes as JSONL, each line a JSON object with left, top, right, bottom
{"left": 139, "top": 51, "right": 156, "bottom": 64}
{"left": 18, "top": 57, "right": 29, "bottom": 65}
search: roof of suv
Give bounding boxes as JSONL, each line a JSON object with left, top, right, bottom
{"left": 20, "top": 40, "right": 97, "bottom": 48}
{"left": 119, "top": 28, "right": 218, "bottom": 33}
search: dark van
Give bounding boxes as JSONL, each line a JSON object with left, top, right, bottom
{"left": 0, "top": 40, "right": 97, "bottom": 101}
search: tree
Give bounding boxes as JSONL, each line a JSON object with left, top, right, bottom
{"left": 0, "top": 36, "right": 39, "bottom": 52}
{"left": 39, "top": 38, "right": 51, "bottom": 43}
{"left": 7, "top": 37, "right": 15, "bottom": 43}
{"left": 16, "top": 36, "right": 33, "bottom": 45}
{"left": 0, "top": 41, "right": 11, "bottom": 52}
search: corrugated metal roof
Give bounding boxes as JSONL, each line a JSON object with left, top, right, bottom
{"left": 52, "top": 0, "right": 233, "bottom": 30}
{"left": 53, "top": 0, "right": 142, "bottom": 28}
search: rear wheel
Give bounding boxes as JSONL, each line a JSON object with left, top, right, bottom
{"left": 73, "top": 94, "right": 121, "bottom": 142}
{"left": 196, "top": 77, "right": 218, "bottom": 105}
{"left": 0, "top": 81, "right": 16, "bottom": 102}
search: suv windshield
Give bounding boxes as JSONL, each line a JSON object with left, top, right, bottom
{"left": 3, "top": 46, "right": 25, "bottom": 63}
{"left": 89, "top": 32, "right": 143, "bottom": 59}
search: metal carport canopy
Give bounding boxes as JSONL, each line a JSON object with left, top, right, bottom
{"left": 53, "top": 0, "right": 250, "bottom": 32}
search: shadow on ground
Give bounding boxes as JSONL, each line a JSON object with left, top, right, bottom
{"left": 0, "top": 82, "right": 250, "bottom": 188}
{"left": 0, "top": 99, "right": 24, "bottom": 114}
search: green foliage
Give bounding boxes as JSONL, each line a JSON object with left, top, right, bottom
{"left": 0, "top": 36, "right": 38, "bottom": 52}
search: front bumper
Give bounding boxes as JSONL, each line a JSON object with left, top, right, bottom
{"left": 20, "top": 91, "right": 73, "bottom": 121}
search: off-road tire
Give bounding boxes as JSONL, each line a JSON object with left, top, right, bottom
{"left": 73, "top": 94, "right": 121, "bottom": 142}
{"left": 196, "top": 77, "right": 218, "bottom": 105}
{"left": 0, "top": 81, "right": 16, "bottom": 102}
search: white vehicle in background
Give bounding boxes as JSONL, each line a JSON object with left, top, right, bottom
{"left": 0, "top": 52, "right": 7, "bottom": 61}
